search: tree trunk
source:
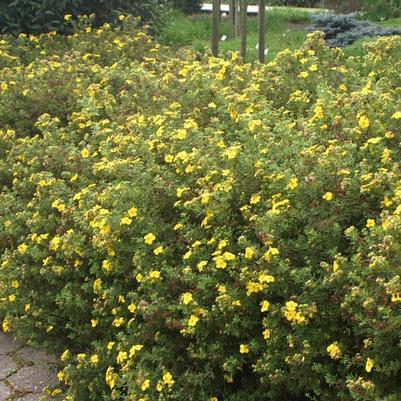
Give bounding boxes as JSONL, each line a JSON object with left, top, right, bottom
{"left": 239, "top": 0, "right": 248, "bottom": 61}
{"left": 258, "top": 0, "right": 266, "bottom": 63}
{"left": 212, "top": 0, "right": 220, "bottom": 57}
{"left": 229, "top": 0, "right": 236, "bottom": 38}
{"left": 235, "top": 1, "right": 240, "bottom": 37}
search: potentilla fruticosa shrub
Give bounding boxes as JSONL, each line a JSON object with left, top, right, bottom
{"left": 1, "top": 15, "right": 401, "bottom": 401}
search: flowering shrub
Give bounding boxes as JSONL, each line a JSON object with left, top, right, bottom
{"left": 1, "top": 17, "right": 401, "bottom": 401}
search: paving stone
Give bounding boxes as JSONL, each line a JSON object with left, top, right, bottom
{"left": 0, "top": 381, "right": 12, "bottom": 401}
{"left": 18, "top": 394, "right": 41, "bottom": 401}
{"left": 0, "top": 354, "right": 17, "bottom": 379}
{"left": 0, "top": 333, "right": 21, "bottom": 355}
{"left": 18, "top": 348, "right": 58, "bottom": 366}
{"left": 8, "top": 366, "right": 58, "bottom": 393}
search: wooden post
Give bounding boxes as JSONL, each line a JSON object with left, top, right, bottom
{"left": 229, "top": 0, "right": 236, "bottom": 38}
{"left": 239, "top": 0, "right": 248, "bottom": 61}
{"left": 258, "top": 0, "right": 266, "bottom": 63}
{"left": 212, "top": 0, "right": 220, "bottom": 57}
{"left": 235, "top": 1, "right": 240, "bottom": 37}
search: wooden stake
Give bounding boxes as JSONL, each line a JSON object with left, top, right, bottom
{"left": 235, "top": 1, "right": 240, "bottom": 37}
{"left": 258, "top": 0, "right": 266, "bottom": 63}
{"left": 229, "top": 0, "right": 236, "bottom": 38}
{"left": 212, "top": 0, "right": 220, "bottom": 57}
{"left": 239, "top": 0, "right": 248, "bottom": 61}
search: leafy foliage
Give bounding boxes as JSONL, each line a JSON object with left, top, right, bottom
{"left": 1, "top": 17, "right": 401, "bottom": 401}
{"left": 268, "top": 0, "right": 320, "bottom": 6}
{"left": 309, "top": 13, "right": 401, "bottom": 47}
{"left": 0, "top": 0, "right": 168, "bottom": 35}
{"left": 361, "top": 0, "right": 401, "bottom": 21}
{"left": 172, "top": 0, "right": 202, "bottom": 14}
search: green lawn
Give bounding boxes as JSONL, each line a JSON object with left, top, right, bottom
{"left": 159, "top": 8, "right": 313, "bottom": 61}
{"left": 159, "top": 9, "right": 401, "bottom": 61}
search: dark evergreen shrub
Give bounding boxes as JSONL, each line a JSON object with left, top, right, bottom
{"left": 309, "top": 12, "right": 401, "bottom": 47}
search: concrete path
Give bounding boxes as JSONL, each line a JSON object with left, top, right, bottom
{"left": 201, "top": 3, "right": 328, "bottom": 14}
{"left": 0, "top": 333, "right": 59, "bottom": 401}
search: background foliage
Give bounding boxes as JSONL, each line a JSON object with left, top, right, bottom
{"left": 0, "top": 0, "right": 168, "bottom": 35}
{"left": 172, "top": 0, "right": 202, "bottom": 14}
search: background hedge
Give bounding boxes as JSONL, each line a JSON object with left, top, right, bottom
{"left": 0, "top": 0, "right": 168, "bottom": 35}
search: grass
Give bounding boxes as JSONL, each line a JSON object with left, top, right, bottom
{"left": 159, "top": 7, "right": 312, "bottom": 62}
{"left": 159, "top": 8, "right": 401, "bottom": 62}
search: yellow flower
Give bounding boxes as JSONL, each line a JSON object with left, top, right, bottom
{"left": 244, "top": 247, "right": 255, "bottom": 259}
{"left": 239, "top": 344, "right": 249, "bottom": 354}
{"left": 153, "top": 246, "right": 164, "bottom": 255}
{"left": 287, "top": 177, "right": 298, "bottom": 190}
{"left": 262, "top": 247, "right": 279, "bottom": 262}
{"left": 358, "top": 115, "right": 370, "bottom": 130}
{"left": 366, "top": 219, "right": 375, "bottom": 228}
{"left": 246, "top": 281, "right": 264, "bottom": 296}
{"left": 188, "top": 314, "right": 199, "bottom": 327}
{"left": 91, "top": 319, "right": 98, "bottom": 328}
{"left": 141, "top": 379, "right": 150, "bottom": 391}
{"left": 164, "top": 154, "right": 174, "bottom": 163}
{"left": 248, "top": 119, "right": 262, "bottom": 132}
{"left": 90, "top": 354, "right": 99, "bottom": 365}
{"left": 93, "top": 278, "right": 102, "bottom": 294}
{"left": 250, "top": 194, "right": 261, "bottom": 205}
{"left": 144, "top": 233, "right": 156, "bottom": 245}
{"left": 162, "top": 372, "right": 174, "bottom": 387}
{"left": 17, "top": 243, "right": 28, "bottom": 254}
{"left": 128, "top": 303, "right": 136, "bottom": 313}
{"left": 149, "top": 270, "right": 161, "bottom": 279}
{"left": 309, "top": 64, "right": 318, "bottom": 72}
{"left": 261, "top": 300, "right": 270, "bottom": 312}
{"left": 201, "top": 193, "right": 210, "bottom": 204}
{"left": 181, "top": 292, "right": 193, "bottom": 305}
{"left": 64, "top": 14, "right": 72, "bottom": 21}
{"left": 299, "top": 71, "right": 309, "bottom": 78}
{"left": 2, "top": 319, "right": 10, "bottom": 332}
{"left": 60, "top": 349, "right": 70, "bottom": 362}
{"left": 391, "top": 111, "right": 401, "bottom": 119}
{"left": 112, "top": 317, "right": 124, "bottom": 327}
{"left": 214, "top": 255, "right": 227, "bottom": 269}
{"left": 322, "top": 192, "right": 333, "bottom": 201}
{"left": 81, "top": 148, "right": 90, "bottom": 158}
{"left": 116, "top": 351, "right": 128, "bottom": 364}
{"left": 262, "top": 329, "right": 271, "bottom": 339}
{"left": 102, "top": 259, "right": 112, "bottom": 272}
{"left": 128, "top": 207, "right": 138, "bottom": 218}
{"left": 105, "top": 367, "right": 116, "bottom": 389}
{"left": 120, "top": 216, "right": 132, "bottom": 225}
{"left": 258, "top": 273, "right": 275, "bottom": 283}
{"left": 129, "top": 344, "right": 143, "bottom": 357}
{"left": 197, "top": 261, "right": 208, "bottom": 272}
{"left": 365, "top": 357, "right": 374, "bottom": 373}
{"left": 326, "top": 342, "right": 341, "bottom": 360}
{"left": 391, "top": 292, "right": 401, "bottom": 302}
